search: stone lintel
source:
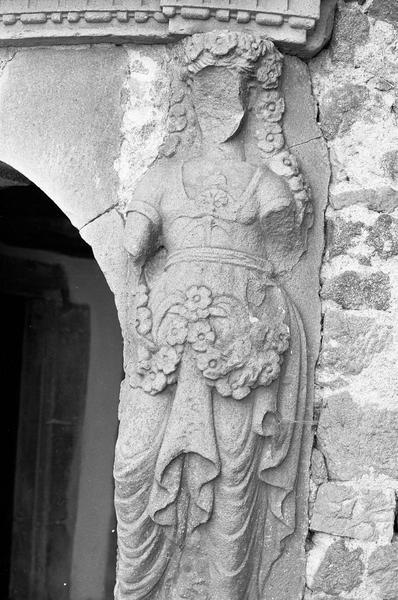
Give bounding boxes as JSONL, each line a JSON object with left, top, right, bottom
{"left": 0, "top": 0, "right": 332, "bottom": 56}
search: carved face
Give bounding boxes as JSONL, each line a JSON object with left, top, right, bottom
{"left": 190, "top": 67, "right": 249, "bottom": 145}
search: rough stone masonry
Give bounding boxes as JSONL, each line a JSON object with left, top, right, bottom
{"left": 307, "top": 1, "right": 398, "bottom": 598}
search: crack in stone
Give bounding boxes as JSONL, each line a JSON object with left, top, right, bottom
{"left": 288, "top": 135, "right": 323, "bottom": 150}
{"left": 0, "top": 49, "right": 17, "bottom": 78}
{"left": 79, "top": 203, "right": 120, "bottom": 231}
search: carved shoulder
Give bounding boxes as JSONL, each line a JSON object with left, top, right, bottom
{"left": 257, "top": 166, "right": 293, "bottom": 217}
{"left": 126, "top": 162, "right": 171, "bottom": 227}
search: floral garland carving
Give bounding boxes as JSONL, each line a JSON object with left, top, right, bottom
{"left": 131, "top": 283, "right": 289, "bottom": 399}
{"left": 253, "top": 50, "right": 312, "bottom": 226}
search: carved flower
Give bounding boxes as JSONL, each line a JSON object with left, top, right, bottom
{"left": 214, "top": 377, "right": 232, "bottom": 397}
{"left": 258, "top": 352, "right": 282, "bottom": 386}
{"left": 257, "top": 124, "right": 285, "bottom": 155}
{"left": 206, "top": 31, "right": 238, "bottom": 56}
{"left": 256, "top": 92, "right": 285, "bottom": 123}
{"left": 154, "top": 346, "right": 180, "bottom": 375}
{"left": 187, "top": 320, "right": 215, "bottom": 352}
{"left": 214, "top": 190, "right": 230, "bottom": 208}
{"left": 268, "top": 151, "right": 300, "bottom": 179}
{"left": 256, "top": 55, "right": 282, "bottom": 89}
{"left": 199, "top": 187, "right": 229, "bottom": 210}
{"left": 168, "top": 103, "right": 187, "bottom": 133}
{"left": 135, "top": 307, "right": 152, "bottom": 336}
{"left": 141, "top": 367, "right": 167, "bottom": 395}
{"left": 196, "top": 347, "right": 223, "bottom": 378}
{"left": 271, "top": 324, "right": 290, "bottom": 354}
{"left": 230, "top": 380, "right": 251, "bottom": 400}
{"left": 165, "top": 316, "right": 188, "bottom": 346}
{"left": 185, "top": 286, "right": 212, "bottom": 321}
{"left": 214, "top": 375, "right": 251, "bottom": 400}
{"left": 171, "top": 88, "right": 185, "bottom": 104}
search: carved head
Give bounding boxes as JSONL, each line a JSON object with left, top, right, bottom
{"left": 184, "top": 32, "right": 283, "bottom": 144}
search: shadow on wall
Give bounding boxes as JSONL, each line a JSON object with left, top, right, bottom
{"left": 0, "top": 165, "right": 123, "bottom": 600}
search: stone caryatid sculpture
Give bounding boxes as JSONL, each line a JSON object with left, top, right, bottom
{"left": 116, "top": 32, "right": 312, "bottom": 600}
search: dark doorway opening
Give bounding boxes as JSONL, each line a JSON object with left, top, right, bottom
{"left": 1, "top": 295, "right": 26, "bottom": 599}
{"left": 0, "top": 170, "right": 118, "bottom": 600}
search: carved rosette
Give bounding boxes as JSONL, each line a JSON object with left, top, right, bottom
{"left": 253, "top": 58, "right": 313, "bottom": 226}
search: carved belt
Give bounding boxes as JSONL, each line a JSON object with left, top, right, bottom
{"left": 166, "top": 247, "right": 273, "bottom": 275}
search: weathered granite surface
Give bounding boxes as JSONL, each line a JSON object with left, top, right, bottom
{"left": 307, "top": 1, "right": 398, "bottom": 597}
{"left": 311, "top": 481, "right": 396, "bottom": 543}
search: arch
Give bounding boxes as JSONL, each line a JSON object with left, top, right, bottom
{"left": 0, "top": 44, "right": 128, "bottom": 229}
{"left": 0, "top": 172, "right": 123, "bottom": 599}
{"left": 0, "top": 45, "right": 130, "bottom": 321}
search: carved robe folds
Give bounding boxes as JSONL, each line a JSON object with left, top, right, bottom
{"left": 115, "top": 32, "right": 312, "bottom": 600}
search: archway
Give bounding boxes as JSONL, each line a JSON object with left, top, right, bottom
{"left": 0, "top": 163, "right": 122, "bottom": 600}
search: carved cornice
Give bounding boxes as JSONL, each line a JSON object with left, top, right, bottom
{"left": 0, "top": 0, "right": 327, "bottom": 52}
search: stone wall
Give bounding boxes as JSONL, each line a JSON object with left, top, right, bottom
{"left": 307, "top": 1, "right": 398, "bottom": 598}
{"left": 0, "top": 6, "right": 397, "bottom": 596}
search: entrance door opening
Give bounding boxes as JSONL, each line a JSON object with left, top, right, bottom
{"left": 0, "top": 164, "right": 122, "bottom": 600}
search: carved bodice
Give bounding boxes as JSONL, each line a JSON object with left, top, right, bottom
{"left": 162, "top": 162, "right": 266, "bottom": 254}
{"left": 127, "top": 158, "right": 294, "bottom": 261}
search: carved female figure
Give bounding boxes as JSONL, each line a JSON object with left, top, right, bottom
{"left": 116, "top": 33, "right": 310, "bottom": 600}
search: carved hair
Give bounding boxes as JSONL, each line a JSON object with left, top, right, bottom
{"left": 183, "top": 31, "right": 282, "bottom": 76}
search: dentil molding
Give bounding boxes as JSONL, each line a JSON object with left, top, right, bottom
{"left": 0, "top": 0, "right": 334, "bottom": 54}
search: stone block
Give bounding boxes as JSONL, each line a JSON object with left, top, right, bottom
{"left": 318, "top": 310, "right": 392, "bottom": 377}
{"left": 321, "top": 271, "right": 391, "bottom": 310}
{"left": 368, "top": 544, "right": 398, "bottom": 600}
{"left": 310, "top": 539, "right": 364, "bottom": 595}
{"left": 282, "top": 56, "right": 322, "bottom": 149}
{"left": 329, "top": 3, "right": 370, "bottom": 63}
{"left": 311, "top": 448, "right": 328, "bottom": 486}
{"left": 311, "top": 482, "right": 396, "bottom": 543}
{"left": 80, "top": 208, "right": 128, "bottom": 333}
{"left": 330, "top": 187, "right": 398, "bottom": 213}
{"left": 327, "top": 212, "right": 398, "bottom": 261}
{"left": 368, "top": 0, "right": 398, "bottom": 27}
{"left": 326, "top": 217, "right": 364, "bottom": 260}
{"left": 0, "top": 46, "right": 127, "bottom": 229}
{"left": 317, "top": 392, "right": 398, "bottom": 480}
{"left": 366, "top": 214, "right": 398, "bottom": 259}
{"left": 319, "top": 84, "right": 369, "bottom": 141}
{"left": 381, "top": 149, "right": 398, "bottom": 183}
{"left": 292, "top": 0, "right": 337, "bottom": 60}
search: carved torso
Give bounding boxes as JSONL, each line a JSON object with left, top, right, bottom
{"left": 134, "top": 158, "right": 292, "bottom": 260}
{"left": 163, "top": 160, "right": 264, "bottom": 253}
